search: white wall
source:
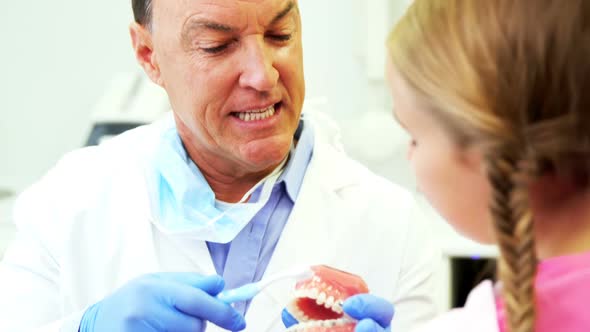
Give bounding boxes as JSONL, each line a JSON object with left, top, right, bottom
{"left": 299, "top": 0, "right": 417, "bottom": 189}
{"left": 0, "top": 0, "right": 414, "bottom": 194}
{"left": 0, "top": 1, "right": 137, "bottom": 193}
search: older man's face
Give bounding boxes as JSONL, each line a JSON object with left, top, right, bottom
{"left": 147, "top": 0, "right": 304, "bottom": 173}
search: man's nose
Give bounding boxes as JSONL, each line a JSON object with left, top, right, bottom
{"left": 238, "top": 37, "right": 279, "bottom": 92}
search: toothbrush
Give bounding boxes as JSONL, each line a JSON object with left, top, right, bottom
{"left": 217, "top": 265, "right": 314, "bottom": 304}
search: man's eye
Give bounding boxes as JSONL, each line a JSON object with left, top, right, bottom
{"left": 267, "top": 34, "right": 292, "bottom": 42}
{"left": 201, "top": 44, "right": 229, "bottom": 54}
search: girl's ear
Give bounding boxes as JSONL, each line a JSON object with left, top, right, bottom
{"left": 458, "top": 146, "right": 485, "bottom": 174}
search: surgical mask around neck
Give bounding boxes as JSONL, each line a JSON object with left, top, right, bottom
{"left": 147, "top": 126, "right": 288, "bottom": 243}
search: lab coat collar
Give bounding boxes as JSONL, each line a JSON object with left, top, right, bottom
{"left": 302, "top": 110, "right": 362, "bottom": 191}
{"left": 279, "top": 118, "right": 314, "bottom": 202}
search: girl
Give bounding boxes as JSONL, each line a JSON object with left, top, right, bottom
{"left": 387, "top": 0, "right": 590, "bottom": 332}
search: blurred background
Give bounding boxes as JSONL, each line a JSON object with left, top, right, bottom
{"left": 0, "top": 0, "right": 496, "bottom": 311}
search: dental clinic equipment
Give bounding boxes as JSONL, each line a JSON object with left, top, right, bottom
{"left": 217, "top": 265, "right": 314, "bottom": 304}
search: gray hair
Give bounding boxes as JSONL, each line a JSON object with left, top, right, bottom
{"left": 132, "top": 0, "right": 153, "bottom": 26}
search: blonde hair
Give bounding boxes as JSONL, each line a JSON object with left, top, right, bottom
{"left": 388, "top": 1, "right": 590, "bottom": 331}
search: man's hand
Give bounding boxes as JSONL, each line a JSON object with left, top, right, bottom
{"left": 343, "top": 294, "right": 394, "bottom": 331}
{"left": 282, "top": 294, "right": 393, "bottom": 332}
{"left": 79, "top": 273, "right": 246, "bottom": 332}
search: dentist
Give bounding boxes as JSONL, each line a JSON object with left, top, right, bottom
{"left": 0, "top": 0, "right": 439, "bottom": 331}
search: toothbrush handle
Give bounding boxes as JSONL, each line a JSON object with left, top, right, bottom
{"left": 217, "top": 283, "right": 260, "bottom": 304}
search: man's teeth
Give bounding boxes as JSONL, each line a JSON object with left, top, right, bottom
{"left": 237, "top": 105, "right": 275, "bottom": 121}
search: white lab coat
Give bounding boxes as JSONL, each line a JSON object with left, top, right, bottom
{"left": 413, "top": 281, "right": 500, "bottom": 332}
{"left": 0, "top": 110, "right": 440, "bottom": 332}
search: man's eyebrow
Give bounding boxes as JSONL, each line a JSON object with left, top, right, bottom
{"left": 182, "top": 1, "right": 296, "bottom": 37}
{"left": 271, "top": 1, "right": 297, "bottom": 25}
{"left": 183, "top": 19, "right": 237, "bottom": 34}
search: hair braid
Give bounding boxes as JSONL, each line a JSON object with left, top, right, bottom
{"left": 487, "top": 148, "right": 537, "bottom": 332}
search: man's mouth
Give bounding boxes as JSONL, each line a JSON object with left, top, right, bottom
{"left": 230, "top": 102, "right": 281, "bottom": 122}
{"left": 286, "top": 265, "right": 369, "bottom": 332}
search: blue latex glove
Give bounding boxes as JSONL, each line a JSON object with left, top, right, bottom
{"left": 79, "top": 273, "right": 246, "bottom": 332}
{"left": 343, "top": 294, "right": 394, "bottom": 332}
{"left": 282, "top": 294, "right": 393, "bottom": 332}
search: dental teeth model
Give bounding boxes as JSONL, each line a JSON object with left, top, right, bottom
{"left": 285, "top": 265, "right": 369, "bottom": 332}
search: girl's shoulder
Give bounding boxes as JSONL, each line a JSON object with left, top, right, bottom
{"left": 412, "top": 280, "right": 500, "bottom": 332}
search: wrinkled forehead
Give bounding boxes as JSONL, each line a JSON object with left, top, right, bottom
{"left": 151, "top": 0, "right": 299, "bottom": 31}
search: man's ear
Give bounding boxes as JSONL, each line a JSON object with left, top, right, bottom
{"left": 129, "top": 22, "right": 164, "bottom": 87}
